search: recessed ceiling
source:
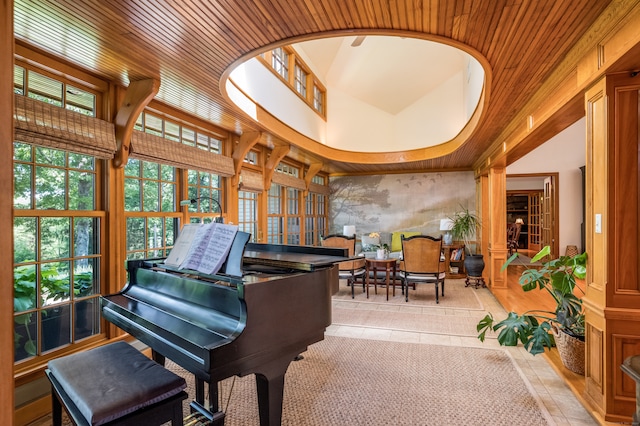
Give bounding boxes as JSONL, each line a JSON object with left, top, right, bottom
{"left": 295, "top": 36, "right": 468, "bottom": 115}
{"left": 228, "top": 35, "right": 485, "bottom": 153}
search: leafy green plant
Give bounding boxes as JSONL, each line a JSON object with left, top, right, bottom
{"left": 448, "top": 205, "right": 480, "bottom": 254}
{"left": 476, "top": 246, "right": 587, "bottom": 355}
{"left": 14, "top": 263, "right": 95, "bottom": 358}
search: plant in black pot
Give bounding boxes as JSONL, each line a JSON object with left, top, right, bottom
{"left": 476, "top": 246, "right": 587, "bottom": 374}
{"left": 448, "top": 206, "right": 484, "bottom": 278}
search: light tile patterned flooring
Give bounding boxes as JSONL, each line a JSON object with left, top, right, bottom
{"left": 326, "top": 281, "right": 599, "bottom": 426}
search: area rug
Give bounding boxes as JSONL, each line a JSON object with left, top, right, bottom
{"left": 332, "top": 278, "right": 484, "bottom": 310}
{"left": 331, "top": 303, "right": 482, "bottom": 337}
{"left": 167, "top": 336, "right": 554, "bottom": 425}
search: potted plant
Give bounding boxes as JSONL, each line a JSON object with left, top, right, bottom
{"left": 448, "top": 206, "right": 483, "bottom": 277}
{"left": 476, "top": 246, "right": 587, "bottom": 374}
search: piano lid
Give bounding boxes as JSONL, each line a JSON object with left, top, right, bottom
{"left": 243, "top": 243, "right": 354, "bottom": 272}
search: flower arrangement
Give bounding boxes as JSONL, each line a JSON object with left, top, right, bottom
{"left": 369, "top": 232, "right": 380, "bottom": 238}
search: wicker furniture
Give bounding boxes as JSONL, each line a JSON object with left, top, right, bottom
{"left": 398, "top": 235, "right": 446, "bottom": 303}
{"left": 321, "top": 234, "right": 366, "bottom": 298}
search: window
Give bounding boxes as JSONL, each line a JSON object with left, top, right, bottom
{"left": 294, "top": 62, "right": 307, "bottom": 98}
{"left": 13, "top": 143, "right": 103, "bottom": 362}
{"left": 275, "top": 162, "right": 299, "bottom": 177}
{"left": 267, "top": 184, "right": 284, "bottom": 244}
{"left": 14, "top": 65, "right": 96, "bottom": 116}
{"left": 313, "top": 83, "right": 325, "bottom": 115}
{"left": 186, "top": 170, "right": 223, "bottom": 224}
{"left": 134, "top": 112, "right": 222, "bottom": 154}
{"left": 286, "top": 188, "right": 301, "bottom": 245}
{"left": 305, "top": 193, "right": 327, "bottom": 245}
{"left": 123, "top": 159, "right": 179, "bottom": 260}
{"left": 259, "top": 47, "right": 326, "bottom": 118}
{"left": 271, "top": 47, "right": 289, "bottom": 80}
{"left": 244, "top": 151, "right": 259, "bottom": 165}
{"left": 238, "top": 190, "right": 258, "bottom": 242}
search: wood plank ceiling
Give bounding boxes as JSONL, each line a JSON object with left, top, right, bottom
{"left": 13, "top": 0, "right": 613, "bottom": 175}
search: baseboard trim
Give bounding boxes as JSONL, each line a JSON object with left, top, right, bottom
{"left": 15, "top": 395, "right": 50, "bottom": 426}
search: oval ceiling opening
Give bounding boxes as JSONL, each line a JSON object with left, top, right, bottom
{"left": 227, "top": 35, "right": 486, "bottom": 154}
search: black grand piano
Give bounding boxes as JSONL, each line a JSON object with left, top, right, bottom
{"left": 100, "top": 234, "right": 349, "bottom": 426}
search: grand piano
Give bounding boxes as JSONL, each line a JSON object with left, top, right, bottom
{"left": 100, "top": 234, "right": 349, "bottom": 426}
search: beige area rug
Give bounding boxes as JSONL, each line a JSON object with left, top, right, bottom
{"left": 332, "top": 278, "right": 484, "bottom": 309}
{"left": 167, "top": 336, "right": 553, "bottom": 426}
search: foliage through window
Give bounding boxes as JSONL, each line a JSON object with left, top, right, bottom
{"left": 13, "top": 143, "right": 103, "bottom": 362}
{"left": 124, "top": 159, "right": 179, "bottom": 260}
{"left": 186, "top": 170, "right": 223, "bottom": 224}
{"left": 14, "top": 65, "right": 96, "bottom": 116}
{"left": 134, "top": 111, "right": 222, "bottom": 154}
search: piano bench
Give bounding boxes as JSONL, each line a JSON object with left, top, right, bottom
{"left": 45, "top": 341, "right": 187, "bottom": 426}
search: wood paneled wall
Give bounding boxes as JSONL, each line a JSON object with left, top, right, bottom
{"left": 584, "top": 73, "right": 640, "bottom": 423}
{"left": 1, "top": 1, "right": 14, "bottom": 425}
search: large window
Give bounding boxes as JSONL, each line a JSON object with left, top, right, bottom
{"left": 238, "top": 190, "right": 258, "bottom": 242}
{"left": 124, "top": 159, "right": 179, "bottom": 260}
{"left": 186, "top": 170, "right": 223, "bottom": 224}
{"left": 13, "top": 143, "right": 103, "bottom": 362}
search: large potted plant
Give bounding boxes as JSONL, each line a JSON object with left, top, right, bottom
{"left": 476, "top": 246, "right": 587, "bottom": 374}
{"left": 449, "top": 206, "right": 484, "bottom": 277}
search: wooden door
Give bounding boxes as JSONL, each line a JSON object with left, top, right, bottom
{"left": 528, "top": 192, "right": 542, "bottom": 252}
{"left": 542, "top": 176, "right": 556, "bottom": 256}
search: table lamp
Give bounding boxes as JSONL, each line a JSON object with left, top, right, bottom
{"left": 343, "top": 225, "right": 356, "bottom": 237}
{"left": 440, "top": 218, "right": 454, "bottom": 245}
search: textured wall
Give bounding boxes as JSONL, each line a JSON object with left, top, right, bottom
{"left": 329, "top": 171, "right": 476, "bottom": 237}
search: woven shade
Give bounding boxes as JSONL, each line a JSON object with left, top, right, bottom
{"left": 309, "top": 182, "right": 330, "bottom": 195}
{"left": 238, "top": 170, "right": 264, "bottom": 192}
{"left": 131, "top": 130, "right": 234, "bottom": 176}
{"left": 272, "top": 171, "right": 306, "bottom": 191}
{"left": 13, "top": 95, "right": 117, "bottom": 159}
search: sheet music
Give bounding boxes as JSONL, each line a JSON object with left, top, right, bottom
{"left": 195, "top": 224, "right": 238, "bottom": 275}
{"left": 164, "top": 223, "right": 202, "bottom": 267}
{"left": 175, "top": 223, "right": 238, "bottom": 274}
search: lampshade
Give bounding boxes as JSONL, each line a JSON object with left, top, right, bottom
{"left": 515, "top": 218, "right": 525, "bottom": 224}
{"left": 343, "top": 225, "right": 356, "bottom": 236}
{"left": 439, "top": 218, "right": 454, "bottom": 231}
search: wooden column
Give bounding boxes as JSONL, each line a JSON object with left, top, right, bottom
{"left": 478, "top": 175, "right": 490, "bottom": 279}
{"left": 583, "top": 73, "right": 640, "bottom": 423}
{"left": 1, "top": 1, "right": 14, "bottom": 425}
{"left": 488, "top": 167, "right": 508, "bottom": 288}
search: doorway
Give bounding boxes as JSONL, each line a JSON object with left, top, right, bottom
{"left": 506, "top": 173, "right": 559, "bottom": 258}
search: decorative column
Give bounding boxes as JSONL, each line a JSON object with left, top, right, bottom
{"left": 488, "top": 167, "right": 508, "bottom": 288}
{"left": 583, "top": 73, "right": 640, "bottom": 422}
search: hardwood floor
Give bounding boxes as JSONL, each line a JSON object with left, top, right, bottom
{"left": 492, "top": 260, "right": 590, "bottom": 419}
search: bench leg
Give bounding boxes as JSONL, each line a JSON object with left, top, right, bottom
{"left": 51, "top": 390, "right": 63, "bottom": 426}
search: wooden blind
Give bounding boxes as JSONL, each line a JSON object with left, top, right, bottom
{"left": 131, "top": 130, "right": 234, "bottom": 176}
{"left": 238, "top": 170, "right": 264, "bottom": 192}
{"left": 13, "top": 95, "right": 117, "bottom": 158}
{"left": 309, "top": 182, "right": 330, "bottom": 195}
{"left": 271, "top": 171, "right": 306, "bottom": 191}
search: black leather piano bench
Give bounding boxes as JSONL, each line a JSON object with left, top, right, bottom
{"left": 45, "top": 341, "right": 188, "bottom": 426}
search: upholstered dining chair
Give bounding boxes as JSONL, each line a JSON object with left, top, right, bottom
{"left": 507, "top": 222, "right": 522, "bottom": 255}
{"left": 398, "top": 234, "right": 446, "bottom": 303}
{"left": 321, "top": 234, "right": 366, "bottom": 298}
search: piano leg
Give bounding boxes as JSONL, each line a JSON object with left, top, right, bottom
{"left": 255, "top": 371, "right": 285, "bottom": 426}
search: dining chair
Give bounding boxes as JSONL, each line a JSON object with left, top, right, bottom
{"left": 398, "top": 234, "right": 445, "bottom": 303}
{"left": 507, "top": 222, "right": 522, "bottom": 255}
{"left": 321, "top": 234, "right": 366, "bottom": 298}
